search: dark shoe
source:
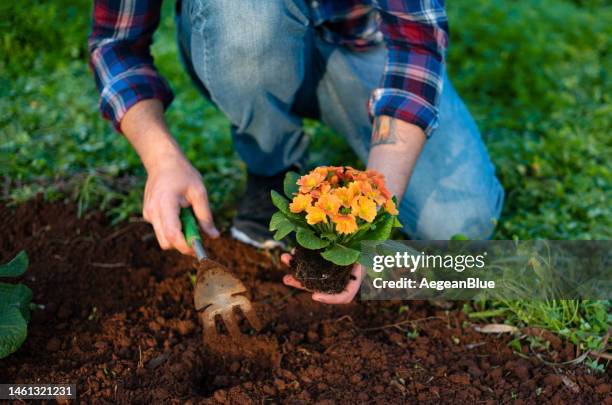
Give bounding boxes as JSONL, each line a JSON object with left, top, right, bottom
{"left": 231, "top": 167, "right": 296, "bottom": 249}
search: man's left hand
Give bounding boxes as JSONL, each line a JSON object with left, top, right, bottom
{"left": 280, "top": 253, "right": 364, "bottom": 304}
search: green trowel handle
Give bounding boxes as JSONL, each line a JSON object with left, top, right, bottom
{"left": 180, "top": 208, "right": 201, "bottom": 247}
{"left": 180, "top": 208, "right": 207, "bottom": 260}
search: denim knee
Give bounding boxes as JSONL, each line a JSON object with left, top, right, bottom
{"left": 400, "top": 181, "right": 504, "bottom": 240}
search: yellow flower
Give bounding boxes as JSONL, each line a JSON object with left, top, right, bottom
{"left": 333, "top": 186, "right": 355, "bottom": 208}
{"left": 384, "top": 199, "right": 399, "bottom": 215}
{"left": 333, "top": 214, "right": 358, "bottom": 235}
{"left": 315, "top": 193, "right": 342, "bottom": 216}
{"left": 306, "top": 206, "right": 327, "bottom": 225}
{"left": 297, "top": 171, "right": 326, "bottom": 193}
{"left": 351, "top": 196, "right": 377, "bottom": 223}
{"left": 289, "top": 193, "right": 312, "bottom": 213}
{"left": 311, "top": 182, "right": 331, "bottom": 200}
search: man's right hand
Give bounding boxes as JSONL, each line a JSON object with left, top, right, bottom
{"left": 119, "top": 99, "right": 219, "bottom": 255}
{"left": 143, "top": 152, "right": 219, "bottom": 255}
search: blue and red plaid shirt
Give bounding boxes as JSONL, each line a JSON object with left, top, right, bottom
{"left": 89, "top": 0, "right": 448, "bottom": 136}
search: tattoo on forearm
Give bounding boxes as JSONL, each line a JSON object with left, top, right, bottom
{"left": 371, "top": 116, "right": 397, "bottom": 147}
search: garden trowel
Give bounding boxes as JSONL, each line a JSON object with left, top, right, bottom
{"left": 180, "top": 208, "right": 262, "bottom": 339}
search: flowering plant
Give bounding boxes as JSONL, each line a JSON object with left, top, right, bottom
{"left": 270, "top": 166, "right": 401, "bottom": 266}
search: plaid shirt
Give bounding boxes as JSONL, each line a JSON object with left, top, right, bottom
{"left": 89, "top": 0, "right": 448, "bottom": 135}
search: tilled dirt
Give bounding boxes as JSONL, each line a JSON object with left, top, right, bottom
{"left": 0, "top": 199, "right": 610, "bottom": 404}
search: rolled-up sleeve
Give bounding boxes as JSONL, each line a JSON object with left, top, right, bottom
{"left": 89, "top": 0, "right": 174, "bottom": 131}
{"left": 369, "top": 0, "right": 448, "bottom": 136}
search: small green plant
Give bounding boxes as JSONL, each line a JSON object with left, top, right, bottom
{"left": 270, "top": 167, "right": 401, "bottom": 266}
{"left": 0, "top": 251, "right": 32, "bottom": 358}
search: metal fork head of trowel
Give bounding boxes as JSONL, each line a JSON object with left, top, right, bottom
{"left": 180, "top": 208, "right": 262, "bottom": 339}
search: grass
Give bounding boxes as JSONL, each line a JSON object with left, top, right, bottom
{"left": 468, "top": 299, "right": 610, "bottom": 371}
{"left": 0, "top": 0, "right": 610, "bottom": 368}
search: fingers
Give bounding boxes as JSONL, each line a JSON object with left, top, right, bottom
{"left": 150, "top": 211, "right": 170, "bottom": 250}
{"left": 312, "top": 264, "right": 364, "bottom": 304}
{"left": 283, "top": 274, "right": 310, "bottom": 291}
{"left": 281, "top": 255, "right": 363, "bottom": 304}
{"left": 281, "top": 253, "right": 293, "bottom": 267}
{"left": 187, "top": 185, "right": 219, "bottom": 238}
{"left": 159, "top": 197, "right": 192, "bottom": 255}
{"left": 145, "top": 197, "right": 193, "bottom": 255}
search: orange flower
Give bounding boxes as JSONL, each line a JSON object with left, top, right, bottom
{"left": 343, "top": 166, "right": 358, "bottom": 181}
{"left": 315, "top": 193, "right": 342, "bottom": 216}
{"left": 289, "top": 193, "right": 312, "bottom": 213}
{"left": 384, "top": 199, "right": 399, "bottom": 215}
{"left": 333, "top": 186, "right": 356, "bottom": 208}
{"left": 311, "top": 182, "right": 331, "bottom": 200}
{"left": 347, "top": 181, "right": 362, "bottom": 198}
{"left": 355, "top": 179, "right": 372, "bottom": 194}
{"left": 297, "top": 171, "right": 326, "bottom": 193}
{"left": 305, "top": 206, "right": 327, "bottom": 225}
{"left": 351, "top": 196, "right": 377, "bottom": 223}
{"left": 365, "top": 169, "right": 385, "bottom": 182}
{"left": 286, "top": 166, "right": 398, "bottom": 236}
{"left": 371, "top": 176, "right": 391, "bottom": 200}
{"left": 354, "top": 180, "right": 385, "bottom": 205}
{"left": 313, "top": 166, "right": 330, "bottom": 178}
{"left": 333, "top": 214, "right": 358, "bottom": 235}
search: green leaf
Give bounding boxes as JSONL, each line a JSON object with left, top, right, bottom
{"left": 274, "top": 226, "right": 294, "bottom": 241}
{"left": 321, "top": 244, "right": 361, "bottom": 266}
{"left": 271, "top": 190, "right": 290, "bottom": 214}
{"left": 0, "top": 283, "right": 33, "bottom": 321}
{"left": 0, "top": 251, "right": 28, "bottom": 278}
{"left": 296, "top": 227, "right": 329, "bottom": 249}
{"left": 356, "top": 213, "right": 395, "bottom": 243}
{"left": 0, "top": 306, "right": 28, "bottom": 359}
{"left": 393, "top": 217, "right": 403, "bottom": 228}
{"left": 269, "top": 211, "right": 288, "bottom": 230}
{"left": 269, "top": 213, "right": 296, "bottom": 240}
{"left": 0, "top": 281, "right": 32, "bottom": 359}
{"left": 283, "top": 171, "right": 301, "bottom": 199}
{"left": 320, "top": 232, "right": 338, "bottom": 242}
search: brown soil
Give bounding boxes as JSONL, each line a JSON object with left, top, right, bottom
{"left": 291, "top": 247, "right": 352, "bottom": 294}
{"left": 1, "top": 198, "right": 610, "bottom": 404}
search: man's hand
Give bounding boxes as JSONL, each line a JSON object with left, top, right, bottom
{"left": 280, "top": 253, "right": 364, "bottom": 304}
{"left": 143, "top": 152, "right": 219, "bottom": 254}
{"left": 120, "top": 99, "right": 219, "bottom": 254}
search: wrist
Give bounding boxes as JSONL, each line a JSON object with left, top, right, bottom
{"left": 119, "top": 99, "right": 186, "bottom": 173}
{"left": 141, "top": 137, "right": 187, "bottom": 175}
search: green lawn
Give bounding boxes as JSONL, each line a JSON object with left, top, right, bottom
{"left": 0, "top": 0, "right": 610, "bottom": 370}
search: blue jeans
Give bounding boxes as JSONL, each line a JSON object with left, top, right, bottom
{"left": 177, "top": 0, "right": 504, "bottom": 239}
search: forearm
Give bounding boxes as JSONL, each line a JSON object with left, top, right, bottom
{"left": 366, "top": 115, "right": 425, "bottom": 203}
{"left": 120, "top": 99, "right": 185, "bottom": 173}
